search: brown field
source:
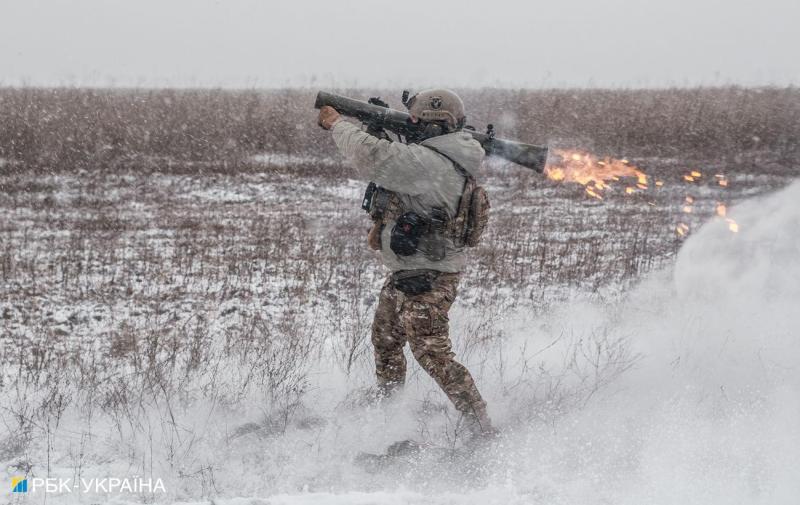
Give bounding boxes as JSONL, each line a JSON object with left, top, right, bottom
{"left": 1, "top": 86, "right": 798, "bottom": 170}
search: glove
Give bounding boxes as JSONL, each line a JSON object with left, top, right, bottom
{"left": 318, "top": 106, "right": 341, "bottom": 130}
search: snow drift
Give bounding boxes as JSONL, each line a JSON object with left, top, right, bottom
{"left": 249, "top": 179, "right": 800, "bottom": 504}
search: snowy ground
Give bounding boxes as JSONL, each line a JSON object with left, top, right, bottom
{"left": 1, "top": 153, "right": 798, "bottom": 504}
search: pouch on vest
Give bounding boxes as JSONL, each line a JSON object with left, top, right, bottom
{"left": 390, "top": 212, "right": 426, "bottom": 256}
{"left": 418, "top": 207, "right": 447, "bottom": 261}
{"left": 464, "top": 185, "right": 490, "bottom": 247}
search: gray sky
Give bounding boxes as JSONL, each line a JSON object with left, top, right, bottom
{"left": 1, "top": 0, "right": 798, "bottom": 88}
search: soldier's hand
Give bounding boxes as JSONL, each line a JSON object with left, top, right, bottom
{"left": 318, "top": 106, "right": 341, "bottom": 130}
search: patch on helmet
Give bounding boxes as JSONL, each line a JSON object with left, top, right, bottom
{"left": 429, "top": 96, "right": 443, "bottom": 109}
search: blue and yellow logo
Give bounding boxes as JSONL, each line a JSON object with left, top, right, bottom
{"left": 12, "top": 477, "right": 28, "bottom": 493}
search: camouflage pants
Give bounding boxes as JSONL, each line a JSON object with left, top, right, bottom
{"left": 371, "top": 271, "right": 490, "bottom": 423}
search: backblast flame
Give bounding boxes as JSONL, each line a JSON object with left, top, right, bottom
{"left": 544, "top": 149, "right": 739, "bottom": 237}
{"left": 544, "top": 149, "right": 648, "bottom": 199}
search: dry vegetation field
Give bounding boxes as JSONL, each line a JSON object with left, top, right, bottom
{"left": 0, "top": 87, "right": 798, "bottom": 499}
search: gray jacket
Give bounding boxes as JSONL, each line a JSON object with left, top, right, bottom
{"left": 331, "top": 120, "right": 484, "bottom": 273}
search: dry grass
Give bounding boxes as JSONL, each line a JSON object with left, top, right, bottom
{"left": 1, "top": 86, "right": 798, "bottom": 172}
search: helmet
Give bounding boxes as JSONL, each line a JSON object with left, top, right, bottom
{"left": 405, "top": 89, "right": 466, "bottom": 131}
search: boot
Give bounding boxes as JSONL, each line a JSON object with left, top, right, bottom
{"left": 376, "top": 379, "right": 404, "bottom": 399}
{"left": 462, "top": 408, "right": 499, "bottom": 441}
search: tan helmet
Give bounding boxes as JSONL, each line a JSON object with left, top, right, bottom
{"left": 405, "top": 89, "right": 466, "bottom": 130}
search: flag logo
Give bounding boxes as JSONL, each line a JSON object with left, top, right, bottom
{"left": 12, "top": 477, "right": 28, "bottom": 493}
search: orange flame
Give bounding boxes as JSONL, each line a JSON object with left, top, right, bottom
{"left": 544, "top": 149, "right": 739, "bottom": 237}
{"left": 544, "top": 149, "right": 648, "bottom": 199}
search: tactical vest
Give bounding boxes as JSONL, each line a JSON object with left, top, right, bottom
{"left": 362, "top": 166, "right": 490, "bottom": 260}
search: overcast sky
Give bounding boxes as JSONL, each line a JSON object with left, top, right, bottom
{"left": 1, "top": 0, "right": 798, "bottom": 89}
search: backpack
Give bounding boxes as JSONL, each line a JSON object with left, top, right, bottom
{"left": 449, "top": 172, "right": 490, "bottom": 247}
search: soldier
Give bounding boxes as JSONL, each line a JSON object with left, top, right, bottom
{"left": 318, "top": 90, "right": 495, "bottom": 438}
